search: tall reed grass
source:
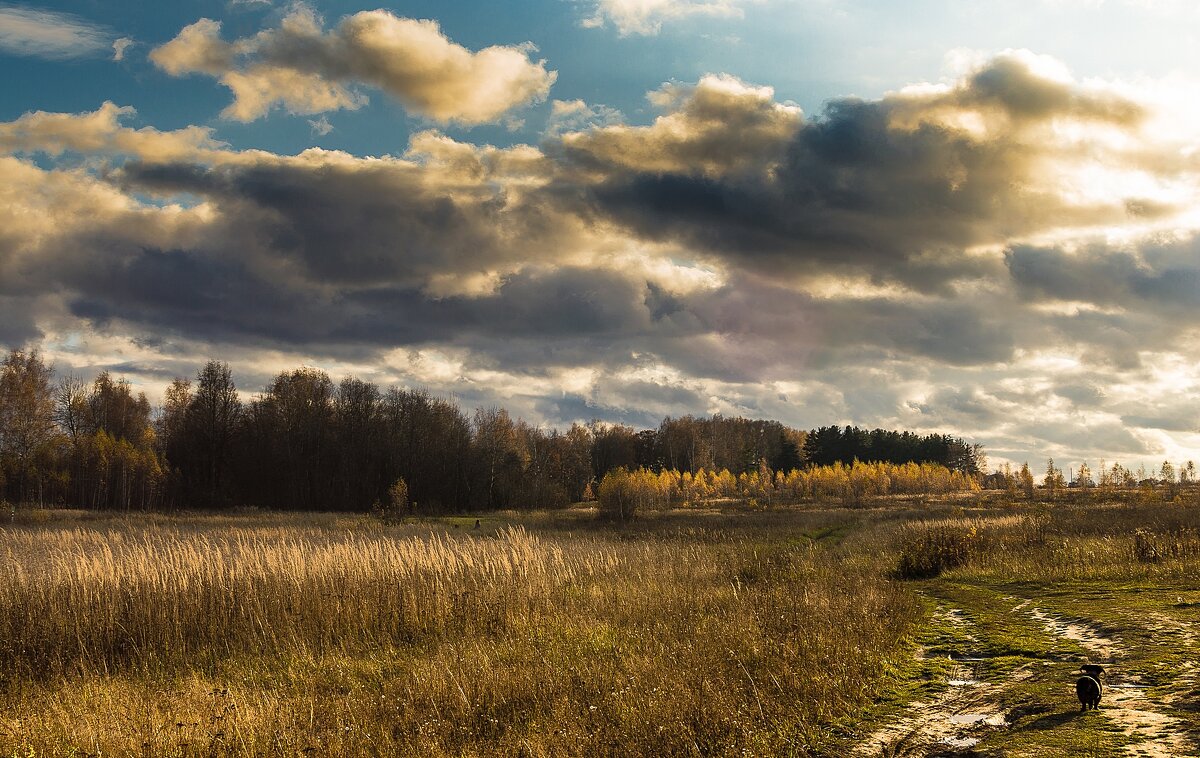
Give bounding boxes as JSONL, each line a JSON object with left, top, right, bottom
{"left": 0, "top": 511, "right": 922, "bottom": 756}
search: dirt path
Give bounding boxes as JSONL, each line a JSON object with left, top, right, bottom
{"left": 1148, "top": 611, "right": 1197, "bottom": 646}
{"left": 1106, "top": 684, "right": 1191, "bottom": 757}
{"left": 1025, "top": 604, "right": 1191, "bottom": 757}
{"left": 1026, "top": 606, "right": 1119, "bottom": 661}
{"left": 853, "top": 662, "right": 1016, "bottom": 757}
{"left": 854, "top": 605, "right": 1016, "bottom": 756}
{"left": 856, "top": 600, "right": 1194, "bottom": 757}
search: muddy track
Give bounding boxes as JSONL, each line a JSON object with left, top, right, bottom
{"left": 855, "top": 599, "right": 1195, "bottom": 757}
{"left": 854, "top": 605, "right": 1017, "bottom": 757}
{"left": 1026, "top": 606, "right": 1119, "bottom": 661}
{"left": 853, "top": 664, "right": 1017, "bottom": 757}
{"left": 1026, "top": 605, "right": 1192, "bottom": 757}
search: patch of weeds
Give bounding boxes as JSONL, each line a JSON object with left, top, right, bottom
{"left": 998, "top": 710, "right": 1135, "bottom": 758}
{"left": 796, "top": 522, "right": 856, "bottom": 547}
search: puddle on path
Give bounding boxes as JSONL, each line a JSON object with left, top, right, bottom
{"left": 854, "top": 611, "right": 1020, "bottom": 757}
{"left": 949, "top": 713, "right": 1006, "bottom": 726}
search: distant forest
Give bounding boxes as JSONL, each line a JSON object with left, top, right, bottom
{"left": 0, "top": 351, "right": 984, "bottom": 511}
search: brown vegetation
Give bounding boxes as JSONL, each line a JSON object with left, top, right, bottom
{"left": 6, "top": 495, "right": 1200, "bottom": 753}
{"left": 0, "top": 509, "right": 921, "bottom": 755}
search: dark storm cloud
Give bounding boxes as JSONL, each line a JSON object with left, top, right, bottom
{"left": 1121, "top": 415, "right": 1198, "bottom": 433}
{"left": 1112, "top": 389, "right": 1200, "bottom": 435}
{"left": 9, "top": 49, "right": 1172, "bottom": 367}
{"left": 914, "top": 386, "right": 1002, "bottom": 423}
{"left": 0, "top": 297, "right": 40, "bottom": 345}
{"left": 50, "top": 239, "right": 665, "bottom": 360}
{"left": 1054, "top": 383, "right": 1106, "bottom": 407}
{"left": 672, "top": 274, "right": 1016, "bottom": 379}
{"left": 341, "top": 267, "right": 657, "bottom": 345}
{"left": 119, "top": 158, "right": 537, "bottom": 287}
{"left": 825, "top": 297, "right": 1015, "bottom": 366}
{"left": 577, "top": 97, "right": 1007, "bottom": 280}
{"left": 1026, "top": 420, "right": 1152, "bottom": 456}
{"left": 554, "top": 51, "right": 1160, "bottom": 290}
{"left": 63, "top": 247, "right": 316, "bottom": 345}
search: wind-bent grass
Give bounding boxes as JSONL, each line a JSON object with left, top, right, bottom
{"left": 0, "top": 510, "right": 922, "bottom": 756}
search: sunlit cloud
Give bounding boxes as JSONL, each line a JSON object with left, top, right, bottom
{"left": 150, "top": 6, "right": 557, "bottom": 124}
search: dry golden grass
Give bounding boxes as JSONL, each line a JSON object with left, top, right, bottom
{"left": 0, "top": 509, "right": 922, "bottom": 756}
{"left": 890, "top": 500, "right": 1200, "bottom": 583}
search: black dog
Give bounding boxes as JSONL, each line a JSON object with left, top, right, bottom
{"left": 1076, "top": 664, "right": 1105, "bottom": 711}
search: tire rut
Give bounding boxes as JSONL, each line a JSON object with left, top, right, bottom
{"left": 858, "top": 598, "right": 1196, "bottom": 757}
{"left": 854, "top": 605, "right": 1016, "bottom": 757}
{"left": 1024, "top": 603, "right": 1192, "bottom": 757}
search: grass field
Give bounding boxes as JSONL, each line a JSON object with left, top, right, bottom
{"left": 1, "top": 497, "right": 1198, "bottom": 756}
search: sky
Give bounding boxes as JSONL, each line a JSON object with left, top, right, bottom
{"left": 3, "top": 0, "right": 1200, "bottom": 471}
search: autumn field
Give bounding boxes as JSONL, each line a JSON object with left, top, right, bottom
{"left": 2, "top": 495, "right": 1200, "bottom": 756}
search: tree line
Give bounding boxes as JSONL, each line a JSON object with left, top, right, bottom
{"left": 0, "top": 351, "right": 988, "bottom": 512}
{"left": 802, "top": 425, "right": 985, "bottom": 474}
{"left": 596, "top": 460, "right": 983, "bottom": 520}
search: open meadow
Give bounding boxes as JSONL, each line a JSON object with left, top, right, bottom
{"left": 2, "top": 495, "right": 1199, "bottom": 756}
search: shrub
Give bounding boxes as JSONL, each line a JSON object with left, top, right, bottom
{"left": 895, "top": 524, "right": 987, "bottom": 579}
{"left": 372, "top": 477, "right": 409, "bottom": 522}
{"left": 596, "top": 468, "right": 660, "bottom": 521}
{"left": 1132, "top": 527, "right": 1200, "bottom": 563}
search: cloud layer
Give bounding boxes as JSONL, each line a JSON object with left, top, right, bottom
{"left": 4, "top": 50, "right": 1200, "bottom": 467}
{"left": 150, "top": 7, "right": 556, "bottom": 124}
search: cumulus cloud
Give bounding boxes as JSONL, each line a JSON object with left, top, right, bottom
{"left": 0, "top": 102, "right": 226, "bottom": 162}
{"left": 150, "top": 7, "right": 556, "bottom": 124}
{"left": 553, "top": 51, "right": 1193, "bottom": 291}
{"left": 558, "top": 74, "right": 801, "bottom": 175}
{"left": 889, "top": 49, "right": 1145, "bottom": 128}
{"left": 583, "top": 0, "right": 750, "bottom": 36}
{"left": 0, "top": 5, "right": 113, "bottom": 60}
{"left": 150, "top": 18, "right": 232, "bottom": 75}
{"left": 1007, "top": 236, "right": 1200, "bottom": 320}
